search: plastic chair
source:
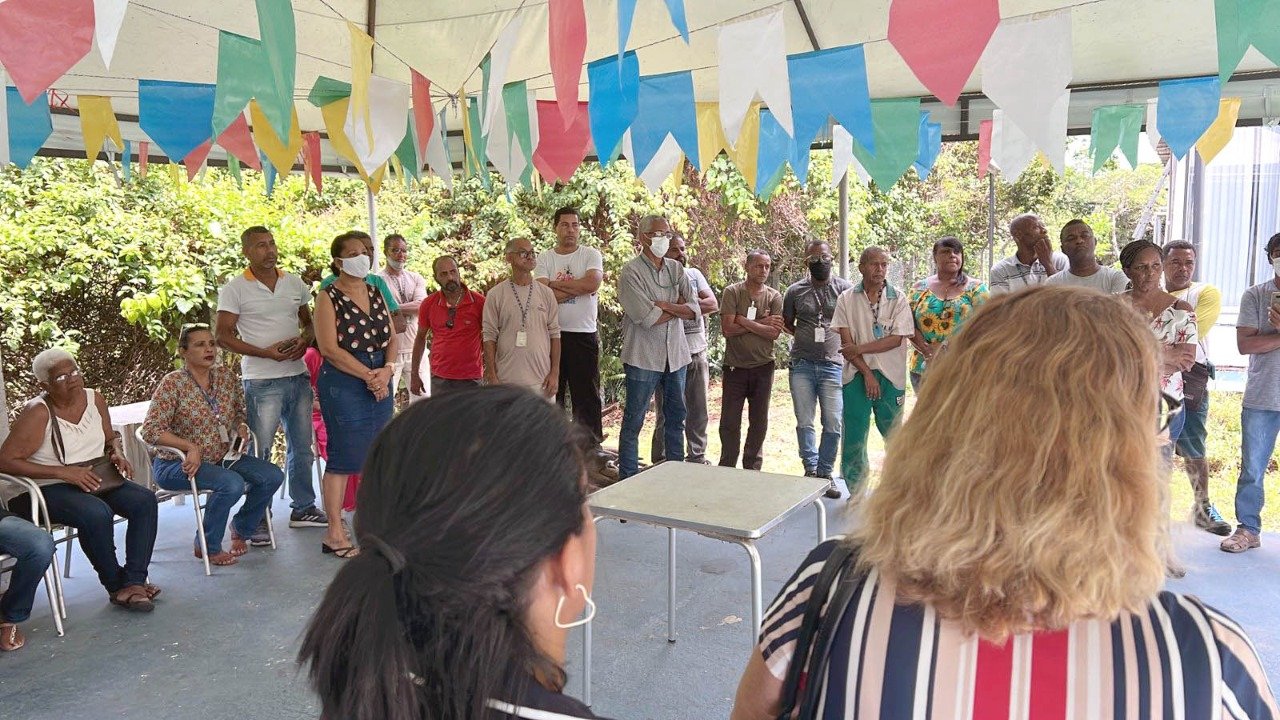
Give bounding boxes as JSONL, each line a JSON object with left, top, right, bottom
{"left": 0, "top": 474, "right": 67, "bottom": 635}
{"left": 135, "top": 429, "right": 277, "bottom": 576}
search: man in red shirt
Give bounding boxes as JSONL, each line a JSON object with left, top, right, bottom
{"left": 411, "top": 256, "right": 486, "bottom": 396}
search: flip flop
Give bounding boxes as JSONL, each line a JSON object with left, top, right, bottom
{"left": 142, "top": 584, "right": 162, "bottom": 600}
{"left": 322, "top": 542, "right": 360, "bottom": 559}
{"left": 0, "top": 623, "right": 25, "bottom": 651}
{"left": 110, "top": 587, "right": 155, "bottom": 613}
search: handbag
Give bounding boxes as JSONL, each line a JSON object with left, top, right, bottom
{"left": 44, "top": 396, "right": 127, "bottom": 496}
{"left": 1182, "top": 361, "right": 1213, "bottom": 412}
{"left": 775, "top": 542, "right": 865, "bottom": 720}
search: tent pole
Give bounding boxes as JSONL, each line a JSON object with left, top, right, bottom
{"left": 986, "top": 173, "right": 996, "bottom": 279}
{"left": 0, "top": 346, "right": 8, "bottom": 438}
{"left": 367, "top": 187, "right": 379, "bottom": 264}
{"left": 838, "top": 174, "right": 849, "bottom": 278}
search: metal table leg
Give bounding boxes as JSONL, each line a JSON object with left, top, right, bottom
{"left": 667, "top": 526, "right": 677, "bottom": 643}
{"left": 732, "top": 539, "right": 764, "bottom": 639}
{"left": 813, "top": 499, "right": 827, "bottom": 542}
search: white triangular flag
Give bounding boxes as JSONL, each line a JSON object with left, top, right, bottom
{"left": 425, "top": 112, "right": 453, "bottom": 190}
{"left": 1145, "top": 97, "right": 1163, "bottom": 150}
{"left": 831, "top": 125, "right": 853, "bottom": 188}
{"left": 94, "top": 0, "right": 130, "bottom": 69}
{"left": 719, "top": 9, "right": 792, "bottom": 145}
{"left": 482, "top": 15, "right": 523, "bottom": 136}
{"left": 981, "top": 10, "right": 1072, "bottom": 166}
{"left": 639, "top": 134, "right": 683, "bottom": 192}
{"left": 991, "top": 109, "right": 1038, "bottom": 181}
{"left": 345, "top": 75, "right": 410, "bottom": 173}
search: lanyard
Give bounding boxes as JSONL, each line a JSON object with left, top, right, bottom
{"left": 186, "top": 369, "right": 222, "bottom": 421}
{"left": 509, "top": 280, "right": 533, "bottom": 330}
{"left": 809, "top": 284, "right": 832, "bottom": 326}
{"left": 866, "top": 287, "right": 885, "bottom": 338}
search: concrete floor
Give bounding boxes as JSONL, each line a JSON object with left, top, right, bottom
{"left": 1, "top": 491, "right": 1277, "bottom": 719}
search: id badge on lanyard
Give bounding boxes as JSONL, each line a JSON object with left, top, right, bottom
{"left": 872, "top": 324, "right": 885, "bottom": 340}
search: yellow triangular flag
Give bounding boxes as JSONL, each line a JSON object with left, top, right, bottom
{"left": 728, "top": 106, "right": 761, "bottom": 189}
{"left": 1196, "top": 97, "right": 1242, "bottom": 165}
{"left": 348, "top": 21, "right": 375, "bottom": 148}
{"left": 78, "top": 96, "right": 122, "bottom": 161}
{"left": 320, "top": 97, "right": 366, "bottom": 174}
{"left": 367, "top": 165, "right": 386, "bottom": 194}
{"left": 167, "top": 163, "right": 180, "bottom": 184}
{"left": 695, "top": 101, "right": 759, "bottom": 189}
{"left": 250, "top": 100, "right": 304, "bottom": 175}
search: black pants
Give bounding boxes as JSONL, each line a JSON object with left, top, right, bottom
{"left": 557, "top": 331, "right": 604, "bottom": 443}
{"left": 718, "top": 362, "right": 775, "bottom": 470}
{"left": 431, "top": 376, "right": 481, "bottom": 396}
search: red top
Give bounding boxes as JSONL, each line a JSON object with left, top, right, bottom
{"left": 418, "top": 288, "right": 486, "bottom": 380}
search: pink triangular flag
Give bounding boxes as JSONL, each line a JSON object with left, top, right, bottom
{"left": 410, "top": 69, "right": 435, "bottom": 165}
{"left": 216, "top": 113, "right": 262, "bottom": 170}
{"left": 548, "top": 0, "right": 587, "bottom": 129}
{"left": 0, "top": 0, "right": 95, "bottom": 103}
{"left": 977, "top": 119, "right": 993, "bottom": 179}
{"left": 533, "top": 100, "right": 591, "bottom": 183}
{"left": 888, "top": 0, "right": 999, "bottom": 106}
{"left": 304, "top": 131, "right": 322, "bottom": 193}
{"left": 183, "top": 139, "right": 213, "bottom": 181}
{"left": 138, "top": 141, "right": 150, "bottom": 176}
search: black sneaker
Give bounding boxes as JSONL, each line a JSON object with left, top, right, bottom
{"left": 249, "top": 517, "right": 273, "bottom": 547}
{"left": 289, "top": 506, "right": 329, "bottom": 528}
{"left": 803, "top": 468, "right": 818, "bottom": 478}
{"left": 819, "top": 473, "right": 842, "bottom": 499}
{"left": 1194, "top": 502, "right": 1232, "bottom": 536}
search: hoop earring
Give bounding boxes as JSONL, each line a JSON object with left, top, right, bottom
{"left": 553, "top": 584, "right": 596, "bottom": 629}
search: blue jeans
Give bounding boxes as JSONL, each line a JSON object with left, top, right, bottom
{"left": 620, "top": 364, "right": 687, "bottom": 479}
{"left": 0, "top": 516, "right": 55, "bottom": 623}
{"left": 152, "top": 455, "right": 284, "bottom": 553}
{"left": 244, "top": 373, "right": 316, "bottom": 510}
{"left": 39, "top": 481, "right": 158, "bottom": 593}
{"left": 1234, "top": 406, "right": 1280, "bottom": 534}
{"left": 790, "top": 359, "right": 844, "bottom": 476}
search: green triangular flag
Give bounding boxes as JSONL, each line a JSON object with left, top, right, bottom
{"left": 1216, "top": 0, "right": 1280, "bottom": 83}
{"left": 1089, "top": 104, "right": 1145, "bottom": 173}
{"left": 851, "top": 98, "right": 923, "bottom": 190}
{"left": 465, "top": 97, "right": 490, "bottom": 189}
{"left": 228, "top": 155, "right": 243, "bottom": 188}
{"left": 212, "top": 31, "right": 273, "bottom": 137}
{"left": 759, "top": 163, "right": 789, "bottom": 199}
{"left": 394, "top": 115, "right": 421, "bottom": 180}
{"left": 255, "top": 0, "right": 297, "bottom": 141}
{"left": 307, "top": 76, "right": 352, "bottom": 108}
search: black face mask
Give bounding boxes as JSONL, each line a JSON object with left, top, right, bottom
{"left": 808, "top": 260, "right": 832, "bottom": 282}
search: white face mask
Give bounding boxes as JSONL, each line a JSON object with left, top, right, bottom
{"left": 649, "top": 234, "right": 671, "bottom": 258}
{"left": 387, "top": 259, "right": 404, "bottom": 270}
{"left": 1272, "top": 258, "right": 1280, "bottom": 277}
{"left": 341, "top": 254, "right": 372, "bottom": 278}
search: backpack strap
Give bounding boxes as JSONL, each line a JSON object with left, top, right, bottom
{"left": 41, "top": 395, "right": 67, "bottom": 465}
{"left": 797, "top": 554, "right": 866, "bottom": 718}
{"left": 776, "top": 542, "right": 860, "bottom": 719}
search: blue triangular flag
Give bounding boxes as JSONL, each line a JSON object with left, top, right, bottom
{"left": 756, "top": 109, "right": 792, "bottom": 197}
{"left": 138, "top": 80, "right": 217, "bottom": 161}
{"left": 914, "top": 112, "right": 943, "bottom": 180}
{"left": 588, "top": 52, "right": 640, "bottom": 166}
{"left": 1157, "top": 76, "right": 1221, "bottom": 160}
{"left": 6, "top": 88, "right": 51, "bottom": 169}
{"left": 631, "top": 71, "right": 700, "bottom": 173}
{"left": 787, "top": 45, "right": 875, "bottom": 184}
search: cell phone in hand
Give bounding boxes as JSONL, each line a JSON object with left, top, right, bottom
{"left": 1271, "top": 292, "right": 1280, "bottom": 313}
{"left": 229, "top": 435, "right": 245, "bottom": 456}
{"left": 277, "top": 338, "right": 299, "bottom": 353}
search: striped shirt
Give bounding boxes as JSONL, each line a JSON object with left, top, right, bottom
{"left": 760, "top": 539, "right": 1278, "bottom": 719}
{"left": 988, "top": 252, "right": 1069, "bottom": 295}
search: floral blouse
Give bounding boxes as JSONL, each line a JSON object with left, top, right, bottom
{"left": 141, "top": 366, "right": 245, "bottom": 462}
{"left": 326, "top": 282, "right": 392, "bottom": 354}
{"left": 1151, "top": 303, "right": 1199, "bottom": 399}
{"left": 908, "top": 277, "right": 989, "bottom": 375}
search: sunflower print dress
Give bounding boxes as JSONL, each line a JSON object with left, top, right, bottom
{"left": 908, "top": 278, "right": 989, "bottom": 376}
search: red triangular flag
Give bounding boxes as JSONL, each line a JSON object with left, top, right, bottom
{"left": 548, "top": 0, "right": 587, "bottom": 129}
{"left": 0, "top": 0, "right": 95, "bottom": 103}
{"left": 304, "top": 131, "right": 323, "bottom": 193}
{"left": 977, "top": 119, "right": 993, "bottom": 179}
{"left": 533, "top": 100, "right": 591, "bottom": 183}
{"left": 139, "top": 141, "right": 150, "bottom": 177}
{"left": 410, "top": 69, "right": 435, "bottom": 165}
{"left": 183, "top": 140, "right": 213, "bottom": 181}
{"left": 888, "top": 0, "right": 999, "bottom": 107}
{"left": 216, "top": 113, "right": 262, "bottom": 170}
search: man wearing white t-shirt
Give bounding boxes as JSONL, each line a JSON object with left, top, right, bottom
{"left": 215, "top": 226, "right": 325, "bottom": 530}
{"left": 536, "top": 207, "right": 604, "bottom": 444}
{"left": 1044, "top": 219, "right": 1130, "bottom": 294}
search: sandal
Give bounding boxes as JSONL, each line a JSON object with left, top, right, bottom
{"left": 322, "top": 542, "right": 360, "bottom": 559}
{"left": 0, "top": 623, "right": 25, "bottom": 651}
{"left": 141, "top": 584, "right": 161, "bottom": 600}
{"left": 193, "top": 547, "right": 239, "bottom": 566}
{"left": 1220, "top": 528, "right": 1261, "bottom": 553}
{"left": 110, "top": 586, "right": 155, "bottom": 613}
{"left": 228, "top": 534, "right": 250, "bottom": 557}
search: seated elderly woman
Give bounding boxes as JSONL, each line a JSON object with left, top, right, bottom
{"left": 0, "top": 348, "right": 160, "bottom": 612}
{"left": 298, "top": 385, "right": 606, "bottom": 720}
{"left": 731, "top": 286, "right": 1276, "bottom": 719}
{"left": 141, "top": 324, "right": 284, "bottom": 566}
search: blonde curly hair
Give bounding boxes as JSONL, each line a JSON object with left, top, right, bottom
{"left": 852, "top": 285, "right": 1168, "bottom": 640}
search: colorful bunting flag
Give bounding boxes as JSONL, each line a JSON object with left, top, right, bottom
{"left": 344, "top": 75, "right": 409, "bottom": 175}
{"left": 719, "top": 9, "right": 792, "bottom": 144}
{"left": 250, "top": 99, "right": 302, "bottom": 175}
{"left": 977, "top": 119, "right": 993, "bottom": 179}
{"left": 227, "top": 154, "right": 241, "bottom": 187}
{"left": 618, "top": 0, "right": 689, "bottom": 58}
{"left": 534, "top": 100, "right": 591, "bottom": 183}
{"left": 1145, "top": 98, "right": 1163, "bottom": 152}
{"left": 138, "top": 80, "right": 216, "bottom": 160}
{"left": 93, "top": 0, "right": 129, "bottom": 69}
{"left": 348, "top": 22, "right": 375, "bottom": 147}
{"left": 1196, "top": 97, "right": 1243, "bottom": 164}
{"left": 212, "top": 31, "right": 274, "bottom": 137}
{"left": 980, "top": 10, "right": 1072, "bottom": 170}
{"left": 587, "top": 52, "right": 640, "bottom": 166}
{"left": 0, "top": 72, "right": 8, "bottom": 166}
{"left": 755, "top": 108, "right": 792, "bottom": 197}
{"left": 1215, "top": 0, "right": 1280, "bottom": 83}
{"left": 695, "top": 101, "right": 760, "bottom": 189}
{"left": 851, "top": 98, "right": 922, "bottom": 189}
{"left": 308, "top": 76, "right": 352, "bottom": 108}
{"left": 503, "top": 81, "right": 537, "bottom": 187}
{"left": 217, "top": 112, "right": 261, "bottom": 170}
{"left": 637, "top": 134, "right": 684, "bottom": 192}
{"left": 304, "top": 130, "right": 323, "bottom": 191}
{"left": 787, "top": 45, "right": 874, "bottom": 184}
{"left": 183, "top": 139, "right": 212, "bottom": 181}
{"left": 263, "top": 154, "right": 276, "bottom": 195}
{"left": 121, "top": 139, "right": 131, "bottom": 180}
{"left": 549, "top": 0, "right": 588, "bottom": 130}
{"left": 393, "top": 117, "right": 419, "bottom": 182}
{"left": 1090, "top": 104, "right": 1145, "bottom": 172}
{"left": 424, "top": 106, "right": 453, "bottom": 190}
{"left": 888, "top": 0, "right": 998, "bottom": 106}
{"left": 463, "top": 95, "right": 489, "bottom": 186}
{"left": 0, "top": 0, "right": 95, "bottom": 103}
{"left": 1157, "top": 76, "right": 1222, "bottom": 160}
{"left": 914, "top": 112, "right": 942, "bottom": 180}
{"left": 138, "top": 140, "right": 149, "bottom": 176}
{"left": 5, "top": 88, "right": 51, "bottom": 168}
{"left": 320, "top": 97, "right": 365, "bottom": 174}
{"left": 990, "top": 109, "right": 1038, "bottom": 180}
{"left": 410, "top": 70, "right": 435, "bottom": 165}
{"left": 831, "top": 125, "right": 853, "bottom": 189}
{"left": 631, "top": 71, "right": 699, "bottom": 175}
{"left": 256, "top": 0, "right": 296, "bottom": 143}
{"left": 77, "top": 95, "right": 122, "bottom": 160}
{"left": 482, "top": 15, "right": 522, "bottom": 136}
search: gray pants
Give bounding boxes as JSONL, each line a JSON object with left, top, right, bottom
{"left": 652, "top": 350, "right": 710, "bottom": 464}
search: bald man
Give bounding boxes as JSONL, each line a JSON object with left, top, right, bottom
{"left": 988, "top": 213, "right": 1067, "bottom": 294}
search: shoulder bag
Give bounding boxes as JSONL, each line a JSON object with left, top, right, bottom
{"left": 43, "top": 396, "right": 127, "bottom": 496}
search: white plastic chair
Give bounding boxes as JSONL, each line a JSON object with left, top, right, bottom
{"left": 0, "top": 474, "right": 66, "bottom": 635}
{"left": 135, "top": 429, "right": 277, "bottom": 576}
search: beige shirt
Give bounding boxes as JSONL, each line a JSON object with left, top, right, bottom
{"left": 831, "top": 283, "right": 914, "bottom": 389}
{"left": 482, "top": 279, "right": 561, "bottom": 389}
{"left": 721, "top": 282, "right": 784, "bottom": 369}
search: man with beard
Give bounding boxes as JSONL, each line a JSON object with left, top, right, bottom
{"left": 412, "top": 255, "right": 486, "bottom": 396}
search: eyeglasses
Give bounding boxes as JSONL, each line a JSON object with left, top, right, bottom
{"left": 445, "top": 305, "right": 458, "bottom": 329}
{"left": 808, "top": 254, "right": 835, "bottom": 263}
{"left": 51, "top": 368, "right": 83, "bottom": 384}
{"left": 1158, "top": 391, "right": 1183, "bottom": 435}
{"left": 511, "top": 250, "right": 536, "bottom": 259}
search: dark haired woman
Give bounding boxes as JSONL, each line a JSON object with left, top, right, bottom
{"left": 312, "top": 233, "right": 397, "bottom": 558}
{"left": 299, "top": 385, "right": 605, "bottom": 720}
{"left": 907, "top": 236, "right": 988, "bottom": 390}
{"left": 142, "top": 324, "right": 283, "bottom": 566}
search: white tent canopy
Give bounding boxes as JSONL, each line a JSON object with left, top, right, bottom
{"left": 26, "top": 0, "right": 1280, "bottom": 171}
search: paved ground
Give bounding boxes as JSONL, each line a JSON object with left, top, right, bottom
{"left": 1, "top": 482, "right": 1277, "bottom": 719}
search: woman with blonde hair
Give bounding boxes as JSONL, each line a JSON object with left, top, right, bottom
{"left": 731, "top": 286, "right": 1276, "bottom": 719}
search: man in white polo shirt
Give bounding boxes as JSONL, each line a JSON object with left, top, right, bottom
{"left": 215, "top": 226, "right": 326, "bottom": 531}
